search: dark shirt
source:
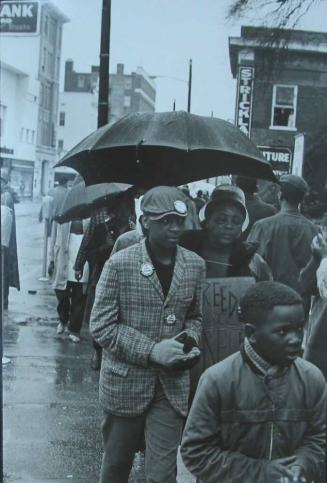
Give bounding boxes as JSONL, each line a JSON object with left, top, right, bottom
{"left": 180, "top": 230, "right": 271, "bottom": 281}
{"left": 243, "top": 194, "right": 277, "bottom": 239}
{"left": 248, "top": 211, "right": 318, "bottom": 293}
{"left": 146, "top": 239, "right": 175, "bottom": 298}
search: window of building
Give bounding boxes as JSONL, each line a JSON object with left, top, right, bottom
{"left": 20, "top": 128, "right": 24, "bottom": 142}
{"left": 271, "top": 85, "right": 298, "bottom": 130}
{"left": 44, "top": 15, "right": 48, "bottom": 36}
{"left": 48, "top": 51, "right": 54, "bottom": 77}
{"left": 124, "top": 96, "right": 131, "bottom": 107}
{"left": 55, "top": 56, "right": 60, "bottom": 80}
{"left": 58, "top": 139, "right": 64, "bottom": 152}
{"left": 59, "top": 111, "right": 65, "bottom": 126}
{"left": 77, "top": 75, "right": 85, "bottom": 88}
{"left": 0, "top": 104, "right": 7, "bottom": 137}
{"left": 25, "top": 129, "right": 30, "bottom": 142}
{"left": 49, "top": 18, "right": 57, "bottom": 45}
{"left": 42, "top": 47, "right": 47, "bottom": 71}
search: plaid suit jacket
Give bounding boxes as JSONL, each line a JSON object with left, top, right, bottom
{"left": 90, "top": 238, "right": 205, "bottom": 417}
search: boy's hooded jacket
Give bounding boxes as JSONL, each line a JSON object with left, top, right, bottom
{"left": 181, "top": 348, "right": 326, "bottom": 483}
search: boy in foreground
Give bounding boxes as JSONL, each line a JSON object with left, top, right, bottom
{"left": 181, "top": 281, "right": 326, "bottom": 483}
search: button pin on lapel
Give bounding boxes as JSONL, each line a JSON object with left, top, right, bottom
{"left": 140, "top": 262, "right": 155, "bottom": 277}
{"left": 166, "top": 314, "right": 176, "bottom": 325}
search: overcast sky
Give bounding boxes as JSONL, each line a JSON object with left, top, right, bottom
{"left": 53, "top": 0, "right": 326, "bottom": 120}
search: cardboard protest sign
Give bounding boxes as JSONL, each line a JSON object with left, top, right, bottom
{"left": 201, "top": 277, "right": 255, "bottom": 367}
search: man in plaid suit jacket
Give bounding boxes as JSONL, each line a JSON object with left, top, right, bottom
{"left": 90, "top": 186, "right": 205, "bottom": 483}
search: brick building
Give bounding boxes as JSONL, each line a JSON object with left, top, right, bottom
{"left": 229, "top": 26, "right": 327, "bottom": 198}
{"left": 57, "top": 62, "right": 156, "bottom": 164}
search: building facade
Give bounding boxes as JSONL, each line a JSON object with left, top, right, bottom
{"left": 229, "top": 26, "right": 327, "bottom": 196}
{"left": 0, "top": 0, "right": 68, "bottom": 198}
{"left": 57, "top": 62, "right": 156, "bottom": 161}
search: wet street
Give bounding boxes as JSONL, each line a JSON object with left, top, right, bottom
{"left": 2, "top": 201, "right": 194, "bottom": 483}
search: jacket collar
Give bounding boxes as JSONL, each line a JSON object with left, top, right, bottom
{"left": 241, "top": 339, "right": 289, "bottom": 379}
{"left": 244, "top": 337, "right": 271, "bottom": 376}
{"left": 138, "top": 238, "right": 185, "bottom": 304}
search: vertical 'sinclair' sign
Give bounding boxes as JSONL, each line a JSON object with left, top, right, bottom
{"left": 235, "top": 67, "right": 255, "bottom": 137}
{"left": 0, "top": 1, "right": 39, "bottom": 35}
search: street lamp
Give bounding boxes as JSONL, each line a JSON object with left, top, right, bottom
{"left": 151, "top": 59, "right": 193, "bottom": 112}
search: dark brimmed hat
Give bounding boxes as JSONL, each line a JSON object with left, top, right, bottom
{"left": 199, "top": 184, "right": 249, "bottom": 232}
{"left": 141, "top": 186, "right": 188, "bottom": 220}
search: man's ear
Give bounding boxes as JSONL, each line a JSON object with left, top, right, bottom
{"left": 245, "top": 323, "right": 256, "bottom": 343}
{"left": 141, "top": 215, "right": 150, "bottom": 231}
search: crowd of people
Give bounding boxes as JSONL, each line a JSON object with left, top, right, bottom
{"left": 1, "top": 167, "right": 327, "bottom": 483}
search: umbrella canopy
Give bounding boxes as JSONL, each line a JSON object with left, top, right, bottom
{"left": 55, "top": 111, "right": 276, "bottom": 187}
{"left": 54, "top": 179, "right": 133, "bottom": 223}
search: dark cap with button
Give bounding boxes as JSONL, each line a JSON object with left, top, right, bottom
{"left": 141, "top": 186, "right": 188, "bottom": 220}
{"left": 279, "top": 174, "right": 309, "bottom": 195}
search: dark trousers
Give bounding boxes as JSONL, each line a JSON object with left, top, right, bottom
{"left": 83, "top": 272, "right": 102, "bottom": 353}
{"left": 100, "top": 384, "right": 184, "bottom": 483}
{"left": 1, "top": 247, "right": 9, "bottom": 309}
{"left": 55, "top": 281, "right": 86, "bottom": 334}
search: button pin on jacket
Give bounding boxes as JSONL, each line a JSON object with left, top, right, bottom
{"left": 166, "top": 314, "right": 176, "bottom": 325}
{"left": 140, "top": 262, "right": 155, "bottom": 277}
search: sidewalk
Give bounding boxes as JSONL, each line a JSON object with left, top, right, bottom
{"left": 3, "top": 201, "right": 194, "bottom": 482}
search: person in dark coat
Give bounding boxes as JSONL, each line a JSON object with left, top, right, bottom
{"left": 248, "top": 174, "right": 318, "bottom": 296}
{"left": 193, "top": 190, "right": 206, "bottom": 214}
{"left": 1, "top": 168, "right": 20, "bottom": 309}
{"left": 300, "top": 233, "right": 327, "bottom": 380}
{"left": 181, "top": 281, "right": 326, "bottom": 483}
{"left": 235, "top": 175, "right": 277, "bottom": 238}
{"left": 74, "top": 198, "right": 134, "bottom": 369}
{"left": 49, "top": 177, "right": 69, "bottom": 220}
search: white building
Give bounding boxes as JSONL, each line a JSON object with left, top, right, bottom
{"left": 57, "top": 90, "right": 98, "bottom": 159}
{"left": 0, "top": 0, "right": 69, "bottom": 198}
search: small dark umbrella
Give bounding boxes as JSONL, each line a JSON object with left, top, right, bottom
{"left": 55, "top": 111, "right": 276, "bottom": 187}
{"left": 54, "top": 179, "right": 132, "bottom": 223}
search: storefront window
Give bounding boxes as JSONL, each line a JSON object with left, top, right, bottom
{"left": 59, "top": 111, "right": 65, "bottom": 126}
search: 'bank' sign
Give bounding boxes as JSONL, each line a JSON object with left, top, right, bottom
{"left": 235, "top": 67, "right": 255, "bottom": 137}
{"left": 0, "top": 1, "right": 39, "bottom": 35}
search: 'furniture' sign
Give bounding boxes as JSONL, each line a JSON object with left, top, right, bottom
{"left": 258, "top": 146, "right": 293, "bottom": 174}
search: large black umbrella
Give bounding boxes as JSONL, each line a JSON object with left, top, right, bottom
{"left": 54, "top": 177, "right": 133, "bottom": 223}
{"left": 55, "top": 111, "right": 276, "bottom": 187}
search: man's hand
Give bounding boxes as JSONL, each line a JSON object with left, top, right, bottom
{"left": 48, "top": 261, "right": 54, "bottom": 277}
{"left": 150, "top": 339, "right": 199, "bottom": 367}
{"left": 311, "top": 233, "right": 327, "bottom": 260}
{"left": 265, "top": 457, "right": 298, "bottom": 481}
{"left": 75, "top": 269, "right": 83, "bottom": 281}
{"left": 285, "top": 465, "right": 307, "bottom": 482}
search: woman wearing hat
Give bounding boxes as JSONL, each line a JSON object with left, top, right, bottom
{"left": 180, "top": 184, "right": 271, "bottom": 280}
{"left": 180, "top": 184, "right": 271, "bottom": 396}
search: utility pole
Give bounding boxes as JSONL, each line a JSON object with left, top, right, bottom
{"left": 98, "top": 0, "right": 111, "bottom": 128}
{"left": 187, "top": 59, "right": 192, "bottom": 113}
{"left": 173, "top": 99, "right": 176, "bottom": 111}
